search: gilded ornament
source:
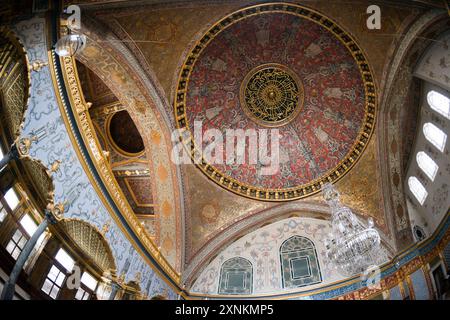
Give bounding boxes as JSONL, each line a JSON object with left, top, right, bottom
{"left": 30, "top": 60, "right": 48, "bottom": 72}
{"left": 50, "top": 159, "right": 62, "bottom": 173}
{"left": 240, "top": 64, "right": 303, "bottom": 127}
{"left": 15, "top": 136, "right": 37, "bottom": 158}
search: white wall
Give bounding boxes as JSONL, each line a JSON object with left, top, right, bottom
{"left": 405, "top": 84, "right": 450, "bottom": 236}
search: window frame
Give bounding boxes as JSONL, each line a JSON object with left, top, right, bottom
{"left": 74, "top": 271, "right": 99, "bottom": 300}
{"left": 427, "top": 90, "right": 450, "bottom": 120}
{"left": 416, "top": 151, "right": 439, "bottom": 181}
{"left": 41, "top": 248, "right": 75, "bottom": 300}
{"left": 408, "top": 176, "right": 428, "bottom": 205}
{"left": 5, "top": 213, "right": 39, "bottom": 260}
{"left": 423, "top": 122, "right": 447, "bottom": 153}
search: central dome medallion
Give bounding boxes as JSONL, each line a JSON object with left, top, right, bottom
{"left": 240, "top": 64, "right": 303, "bottom": 127}
{"left": 174, "top": 3, "right": 377, "bottom": 201}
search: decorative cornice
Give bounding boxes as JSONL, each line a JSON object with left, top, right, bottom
{"left": 57, "top": 52, "right": 181, "bottom": 283}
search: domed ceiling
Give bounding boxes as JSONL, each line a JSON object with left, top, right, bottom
{"left": 176, "top": 4, "right": 376, "bottom": 201}
{"left": 70, "top": 0, "right": 418, "bottom": 272}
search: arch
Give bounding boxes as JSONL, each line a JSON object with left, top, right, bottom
{"left": 408, "top": 177, "right": 428, "bottom": 205}
{"left": 376, "top": 9, "right": 447, "bottom": 249}
{"left": 182, "top": 201, "right": 395, "bottom": 289}
{"left": 58, "top": 218, "right": 117, "bottom": 272}
{"left": 416, "top": 151, "right": 438, "bottom": 181}
{"left": 218, "top": 257, "right": 252, "bottom": 295}
{"left": 280, "top": 236, "right": 322, "bottom": 289}
{"left": 19, "top": 157, "right": 55, "bottom": 212}
{"left": 423, "top": 122, "right": 447, "bottom": 152}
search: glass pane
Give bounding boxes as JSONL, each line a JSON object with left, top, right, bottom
{"left": 4, "top": 188, "right": 19, "bottom": 211}
{"left": 55, "top": 248, "right": 75, "bottom": 272}
{"left": 0, "top": 146, "right": 3, "bottom": 161}
{"left": 423, "top": 123, "right": 447, "bottom": 152}
{"left": 416, "top": 151, "right": 439, "bottom": 181}
{"left": 11, "top": 247, "right": 21, "bottom": 260}
{"left": 6, "top": 241, "right": 15, "bottom": 254}
{"left": 75, "top": 288, "right": 84, "bottom": 300}
{"left": 50, "top": 286, "right": 59, "bottom": 299}
{"left": 55, "top": 273, "right": 65, "bottom": 286}
{"left": 18, "top": 236, "right": 27, "bottom": 249}
{"left": 81, "top": 272, "right": 98, "bottom": 291}
{"left": 20, "top": 214, "right": 38, "bottom": 237}
{"left": 428, "top": 90, "right": 450, "bottom": 119}
{"left": 408, "top": 176, "right": 428, "bottom": 205}
{"left": 41, "top": 279, "right": 53, "bottom": 295}
{"left": 48, "top": 266, "right": 59, "bottom": 281}
{"left": 12, "top": 229, "right": 22, "bottom": 242}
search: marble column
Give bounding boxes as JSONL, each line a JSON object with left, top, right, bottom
{"left": 0, "top": 210, "right": 57, "bottom": 300}
{"left": 108, "top": 282, "right": 120, "bottom": 300}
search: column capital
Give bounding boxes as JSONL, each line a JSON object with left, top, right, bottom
{"left": 45, "top": 202, "right": 66, "bottom": 224}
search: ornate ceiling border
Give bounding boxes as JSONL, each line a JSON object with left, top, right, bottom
{"left": 76, "top": 14, "right": 186, "bottom": 271}
{"left": 182, "top": 201, "right": 395, "bottom": 289}
{"left": 174, "top": 2, "right": 378, "bottom": 202}
{"left": 49, "top": 33, "right": 182, "bottom": 294}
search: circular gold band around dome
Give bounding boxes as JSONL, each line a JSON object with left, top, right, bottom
{"left": 174, "top": 3, "right": 377, "bottom": 202}
{"left": 240, "top": 63, "right": 304, "bottom": 127}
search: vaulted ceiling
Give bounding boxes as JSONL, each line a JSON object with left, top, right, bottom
{"left": 65, "top": 0, "right": 437, "bottom": 278}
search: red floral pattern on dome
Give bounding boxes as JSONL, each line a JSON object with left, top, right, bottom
{"left": 185, "top": 12, "right": 366, "bottom": 190}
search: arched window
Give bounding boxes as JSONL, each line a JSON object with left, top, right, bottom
{"left": 280, "top": 236, "right": 322, "bottom": 289}
{"left": 416, "top": 151, "right": 438, "bottom": 181}
{"left": 427, "top": 90, "right": 450, "bottom": 120}
{"left": 423, "top": 123, "right": 447, "bottom": 152}
{"left": 408, "top": 176, "right": 428, "bottom": 205}
{"left": 218, "top": 257, "right": 252, "bottom": 294}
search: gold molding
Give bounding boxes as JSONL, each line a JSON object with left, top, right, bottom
{"left": 48, "top": 50, "right": 181, "bottom": 292}
{"left": 239, "top": 63, "right": 304, "bottom": 128}
{"left": 174, "top": 2, "right": 377, "bottom": 202}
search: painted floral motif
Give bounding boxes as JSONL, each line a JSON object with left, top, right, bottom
{"left": 191, "top": 217, "right": 344, "bottom": 294}
{"left": 186, "top": 13, "right": 366, "bottom": 189}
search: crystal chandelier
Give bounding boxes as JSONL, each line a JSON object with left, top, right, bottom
{"left": 55, "top": 34, "right": 86, "bottom": 57}
{"left": 322, "top": 183, "right": 383, "bottom": 277}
